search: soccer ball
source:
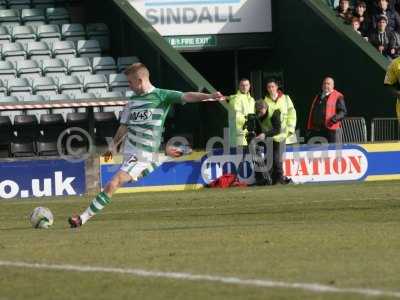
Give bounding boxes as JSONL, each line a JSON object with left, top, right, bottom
{"left": 30, "top": 207, "right": 54, "bottom": 229}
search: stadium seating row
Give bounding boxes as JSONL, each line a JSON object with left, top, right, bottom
{"left": 0, "top": 95, "right": 125, "bottom": 122}
{"left": 0, "top": 111, "right": 119, "bottom": 157}
{"left": 0, "top": 56, "right": 138, "bottom": 81}
{"left": 0, "top": 73, "right": 129, "bottom": 95}
{"left": 0, "top": 23, "right": 110, "bottom": 50}
{"left": 0, "top": 0, "right": 72, "bottom": 9}
{"left": 0, "top": 7, "right": 71, "bottom": 26}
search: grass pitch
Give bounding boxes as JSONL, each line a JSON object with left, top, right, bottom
{"left": 0, "top": 181, "right": 400, "bottom": 300}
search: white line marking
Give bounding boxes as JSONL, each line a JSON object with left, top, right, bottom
{"left": 0, "top": 260, "right": 399, "bottom": 298}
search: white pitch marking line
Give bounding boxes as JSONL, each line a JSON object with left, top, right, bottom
{"left": 0, "top": 261, "right": 399, "bottom": 298}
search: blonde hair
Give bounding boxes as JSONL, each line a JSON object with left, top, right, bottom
{"left": 124, "top": 63, "right": 150, "bottom": 78}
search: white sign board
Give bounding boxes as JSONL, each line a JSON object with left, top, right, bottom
{"left": 129, "top": 0, "right": 272, "bottom": 36}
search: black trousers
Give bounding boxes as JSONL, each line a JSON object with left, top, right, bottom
{"left": 251, "top": 140, "right": 285, "bottom": 181}
{"left": 272, "top": 141, "right": 285, "bottom": 180}
{"left": 307, "top": 128, "right": 342, "bottom": 144}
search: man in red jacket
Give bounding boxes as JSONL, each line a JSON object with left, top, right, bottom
{"left": 307, "top": 77, "right": 347, "bottom": 144}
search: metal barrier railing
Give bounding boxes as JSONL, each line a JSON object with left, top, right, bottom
{"left": 371, "top": 118, "right": 400, "bottom": 142}
{"left": 341, "top": 117, "right": 368, "bottom": 143}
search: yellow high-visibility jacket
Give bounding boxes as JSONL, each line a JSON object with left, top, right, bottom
{"left": 264, "top": 93, "right": 297, "bottom": 144}
{"left": 228, "top": 91, "right": 255, "bottom": 146}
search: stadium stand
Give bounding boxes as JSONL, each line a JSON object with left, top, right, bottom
{"left": 328, "top": 0, "right": 400, "bottom": 59}
{"left": 0, "top": 0, "right": 130, "bottom": 157}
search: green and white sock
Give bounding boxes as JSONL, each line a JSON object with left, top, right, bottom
{"left": 80, "top": 192, "right": 111, "bottom": 224}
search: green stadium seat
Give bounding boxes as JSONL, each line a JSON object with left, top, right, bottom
{"left": 0, "top": 60, "right": 17, "bottom": 83}
{"left": 100, "top": 91, "right": 123, "bottom": 99}
{"left": 0, "top": 78, "right": 7, "bottom": 96}
{"left": 46, "top": 7, "right": 70, "bottom": 25}
{"left": 33, "top": 76, "right": 58, "bottom": 99}
{"left": 61, "top": 23, "right": 85, "bottom": 45}
{"left": 21, "top": 8, "right": 46, "bottom": 28}
{"left": 0, "top": 25, "right": 12, "bottom": 46}
{"left": 16, "top": 59, "right": 42, "bottom": 80}
{"left": 27, "top": 40, "right": 52, "bottom": 61}
{"left": 37, "top": 24, "right": 61, "bottom": 47}
{"left": 12, "top": 25, "right": 37, "bottom": 45}
{"left": 8, "top": 0, "right": 32, "bottom": 9}
{"left": 73, "top": 92, "right": 95, "bottom": 100}
{"left": 86, "top": 23, "right": 110, "bottom": 52}
{"left": 67, "top": 57, "right": 92, "bottom": 80}
{"left": 0, "top": 95, "right": 19, "bottom": 103}
{"left": 2, "top": 41, "right": 27, "bottom": 63}
{"left": 0, "top": 9, "right": 21, "bottom": 30}
{"left": 109, "top": 73, "right": 129, "bottom": 94}
{"left": 59, "top": 74, "right": 83, "bottom": 98}
{"left": 83, "top": 74, "right": 108, "bottom": 97}
{"left": 92, "top": 56, "right": 117, "bottom": 77}
{"left": 117, "top": 56, "right": 140, "bottom": 73}
{"left": 77, "top": 39, "right": 101, "bottom": 58}
{"left": 7, "top": 77, "right": 33, "bottom": 99}
{"left": 42, "top": 58, "right": 67, "bottom": 79}
{"left": 52, "top": 40, "right": 77, "bottom": 62}
{"left": 32, "top": 0, "right": 55, "bottom": 9}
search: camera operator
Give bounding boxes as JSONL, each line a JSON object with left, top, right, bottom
{"left": 246, "top": 100, "right": 292, "bottom": 185}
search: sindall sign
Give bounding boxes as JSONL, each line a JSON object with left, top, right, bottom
{"left": 284, "top": 149, "right": 368, "bottom": 183}
{"left": 129, "top": 0, "right": 272, "bottom": 36}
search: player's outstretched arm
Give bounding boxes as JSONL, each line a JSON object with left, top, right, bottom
{"left": 104, "top": 124, "right": 128, "bottom": 161}
{"left": 182, "top": 91, "right": 225, "bottom": 103}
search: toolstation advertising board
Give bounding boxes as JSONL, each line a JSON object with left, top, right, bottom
{"left": 100, "top": 143, "right": 400, "bottom": 193}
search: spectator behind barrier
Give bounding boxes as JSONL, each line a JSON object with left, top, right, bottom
{"left": 307, "top": 77, "right": 347, "bottom": 144}
{"left": 369, "top": 15, "right": 397, "bottom": 58}
{"left": 227, "top": 78, "right": 255, "bottom": 146}
{"left": 351, "top": 16, "right": 364, "bottom": 35}
{"left": 368, "top": 0, "right": 400, "bottom": 14}
{"left": 370, "top": 0, "right": 400, "bottom": 33}
{"left": 353, "top": 1, "right": 371, "bottom": 36}
{"left": 336, "top": 0, "right": 354, "bottom": 21}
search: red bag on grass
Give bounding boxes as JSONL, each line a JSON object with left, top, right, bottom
{"left": 207, "top": 173, "right": 247, "bottom": 188}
